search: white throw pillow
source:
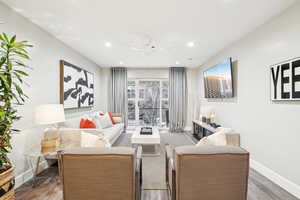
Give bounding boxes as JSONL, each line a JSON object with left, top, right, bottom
{"left": 196, "top": 127, "right": 233, "bottom": 147}
{"left": 216, "top": 127, "right": 233, "bottom": 134}
{"left": 92, "top": 115, "right": 103, "bottom": 129}
{"left": 98, "top": 113, "right": 113, "bottom": 129}
{"left": 206, "top": 131, "right": 227, "bottom": 146}
{"left": 80, "top": 132, "right": 106, "bottom": 147}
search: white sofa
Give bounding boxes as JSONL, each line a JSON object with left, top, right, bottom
{"left": 44, "top": 111, "right": 125, "bottom": 148}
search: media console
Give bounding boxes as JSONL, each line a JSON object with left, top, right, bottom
{"left": 192, "top": 120, "right": 219, "bottom": 141}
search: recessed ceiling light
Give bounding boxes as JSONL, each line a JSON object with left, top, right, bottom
{"left": 187, "top": 41, "right": 195, "bottom": 47}
{"left": 176, "top": 61, "right": 180, "bottom": 65}
{"left": 119, "top": 61, "right": 124, "bottom": 65}
{"left": 105, "top": 42, "right": 112, "bottom": 47}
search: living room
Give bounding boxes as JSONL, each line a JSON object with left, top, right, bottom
{"left": 0, "top": 0, "right": 300, "bottom": 200}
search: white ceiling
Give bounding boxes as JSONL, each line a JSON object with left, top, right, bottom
{"left": 1, "top": 0, "right": 296, "bottom": 68}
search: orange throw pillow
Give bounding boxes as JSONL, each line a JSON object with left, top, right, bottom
{"left": 80, "top": 119, "right": 96, "bottom": 129}
{"left": 80, "top": 119, "right": 86, "bottom": 128}
{"left": 108, "top": 112, "right": 116, "bottom": 124}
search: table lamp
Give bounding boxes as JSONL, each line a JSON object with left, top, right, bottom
{"left": 35, "top": 104, "right": 65, "bottom": 127}
{"left": 35, "top": 104, "right": 65, "bottom": 153}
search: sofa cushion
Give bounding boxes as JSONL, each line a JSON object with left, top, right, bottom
{"left": 80, "top": 132, "right": 106, "bottom": 147}
{"left": 102, "top": 123, "right": 124, "bottom": 141}
{"left": 59, "top": 129, "right": 82, "bottom": 148}
{"left": 63, "top": 117, "right": 81, "bottom": 129}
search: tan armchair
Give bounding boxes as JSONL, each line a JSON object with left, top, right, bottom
{"left": 58, "top": 146, "right": 142, "bottom": 200}
{"left": 165, "top": 145, "right": 249, "bottom": 200}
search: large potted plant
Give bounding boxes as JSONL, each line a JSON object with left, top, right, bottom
{"left": 0, "top": 32, "right": 32, "bottom": 199}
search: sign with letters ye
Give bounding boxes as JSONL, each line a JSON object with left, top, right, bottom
{"left": 270, "top": 57, "right": 300, "bottom": 101}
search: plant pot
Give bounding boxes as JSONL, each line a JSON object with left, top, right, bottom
{"left": 0, "top": 167, "right": 15, "bottom": 200}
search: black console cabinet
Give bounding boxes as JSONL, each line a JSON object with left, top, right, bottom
{"left": 192, "top": 120, "right": 217, "bottom": 141}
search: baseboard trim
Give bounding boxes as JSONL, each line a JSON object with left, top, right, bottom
{"left": 15, "top": 160, "right": 49, "bottom": 189}
{"left": 250, "top": 159, "right": 300, "bottom": 198}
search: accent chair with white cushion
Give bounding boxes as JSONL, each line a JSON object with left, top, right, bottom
{"left": 165, "top": 145, "right": 249, "bottom": 200}
{"left": 58, "top": 146, "right": 142, "bottom": 200}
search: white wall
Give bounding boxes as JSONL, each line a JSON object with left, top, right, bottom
{"left": 128, "top": 68, "right": 169, "bottom": 79}
{"left": 0, "top": 2, "right": 106, "bottom": 186}
{"left": 198, "top": 2, "right": 300, "bottom": 196}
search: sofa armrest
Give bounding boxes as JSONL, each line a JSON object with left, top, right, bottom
{"left": 111, "top": 113, "right": 123, "bottom": 117}
{"left": 226, "top": 134, "right": 240, "bottom": 146}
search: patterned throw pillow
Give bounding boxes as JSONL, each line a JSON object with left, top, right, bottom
{"left": 98, "top": 113, "right": 113, "bottom": 129}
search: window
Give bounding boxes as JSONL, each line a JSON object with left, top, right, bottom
{"left": 127, "top": 79, "right": 169, "bottom": 127}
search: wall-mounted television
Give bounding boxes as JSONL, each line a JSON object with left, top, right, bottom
{"left": 203, "top": 58, "right": 234, "bottom": 98}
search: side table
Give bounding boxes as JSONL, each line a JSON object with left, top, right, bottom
{"left": 26, "top": 151, "right": 58, "bottom": 187}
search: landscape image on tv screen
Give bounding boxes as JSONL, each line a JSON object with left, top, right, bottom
{"left": 203, "top": 58, "right": 233, "bottom": 98}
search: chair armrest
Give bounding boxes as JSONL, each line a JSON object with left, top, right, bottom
{"left": 165, "top": 144, "right": 173, "bottom": 160}
{"left": 136, "top": 145, "right": 142, "bottom": 160}
{"left": 168, "top": 158, "right": 176, "bottom": 200}
{"left": 57, "top": 150, "right": 64, "bottom": 182}
{"left": 226, "top": 134, "right": 240, "bottom": 146}
{"left": 165, "top": 144, "right": 173, "bottom": 188}
{"left": 135, "top": 146, "right": 142, "bottom": 200}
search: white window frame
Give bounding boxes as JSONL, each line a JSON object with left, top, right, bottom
{"left": 128, "top": 78, "right": 169, "bottom": 126}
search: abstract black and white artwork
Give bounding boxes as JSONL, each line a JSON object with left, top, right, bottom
{"left": 270, "top": 57, "right": 300, "bottom": 101}
{"left": 60, "top": 60, "right": 94, "bottom": 109}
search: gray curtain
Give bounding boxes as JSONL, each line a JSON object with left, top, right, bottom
{"left": 110, "top": 67, "right": 128, "bottom": 126}
{"left": 169, "top": 67, "right": 187, "bottom": 132}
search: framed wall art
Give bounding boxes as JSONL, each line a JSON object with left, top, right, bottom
{"left": 270, "top": 57, "right": 300, "bottom": 101}
{"left": 60, "top": 60, "right": 94, "bottom": 109}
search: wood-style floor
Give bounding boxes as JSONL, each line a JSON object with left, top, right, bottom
{"left": 15, "top": 165, "right": 299, "bottom": 200}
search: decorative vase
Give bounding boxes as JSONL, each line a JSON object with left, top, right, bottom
{"left": 0, "top": 167, "right": 15, "bottom": 200}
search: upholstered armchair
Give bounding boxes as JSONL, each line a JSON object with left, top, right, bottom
{"left": 58, "top": 146, "right": 142, "bottom": 200}
{"left": 165, "top": 145, "right": 249, "bottom": 200}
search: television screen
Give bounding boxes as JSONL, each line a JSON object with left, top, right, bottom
{"left": 203, "top": 58, "right": 234, "bottom": 98}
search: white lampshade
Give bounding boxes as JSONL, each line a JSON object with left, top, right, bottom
{"left": 35, "top": 104, "right": 65, "bottom": 125}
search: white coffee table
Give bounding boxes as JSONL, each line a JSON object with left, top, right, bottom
{"left": 131, "top": 127, "right": 161, "bottom": 156}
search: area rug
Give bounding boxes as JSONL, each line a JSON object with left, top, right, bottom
{"left": 113, "top": 132, "right": 193, "bottom": 190}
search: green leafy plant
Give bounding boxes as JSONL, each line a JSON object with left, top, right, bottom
{"left": 0, "top": 33, "right": 32, "bottom": 172}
